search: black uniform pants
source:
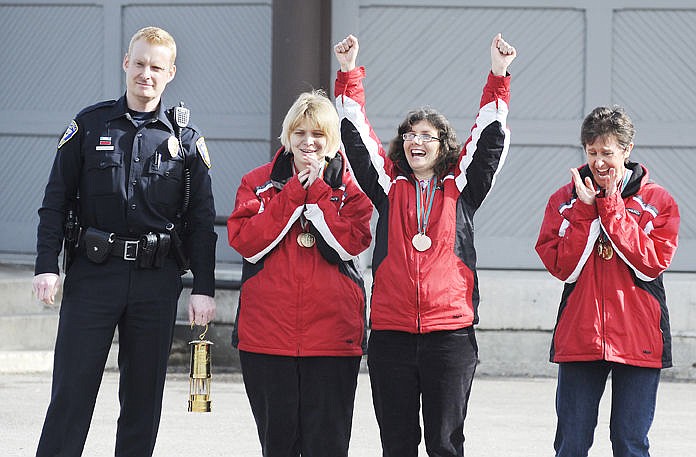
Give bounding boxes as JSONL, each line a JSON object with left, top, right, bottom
{"left": 36, "top": 255, "right": 182, "bottom": 457}
{"left": 239, "top": 351, "right": 361, "bottom": 457}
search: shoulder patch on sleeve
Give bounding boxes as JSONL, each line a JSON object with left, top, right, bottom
{"left": 58, "top": 120, "right": 78, "bottom": 150}
{"left": 196, "top": 136, "right": 211, "bottom": 168}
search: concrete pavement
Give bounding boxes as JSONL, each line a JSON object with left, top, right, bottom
{"left": 2, "top": 370, "right": 694, "bottom": 456}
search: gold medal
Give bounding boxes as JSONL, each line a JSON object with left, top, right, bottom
{"left": 297, "top": 232, "right": 316, "bottom": 248}
{"left": 412, "top": 233, "right": 432, "bottom": 252}
{"left": 168, "top": 135, "right": 180, "bottom": 158}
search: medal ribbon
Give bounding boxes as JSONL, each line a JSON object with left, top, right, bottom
{"left": 415, "top": 177, "right": 437, "bottom": 235}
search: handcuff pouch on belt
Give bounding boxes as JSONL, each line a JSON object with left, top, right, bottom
{"left": 83, "top": 227, "right": 114, "bottom": 264}
{"left": 137, "top": 232, "right": 171, "bottom": 269}
{"left": 155, "top": 233, "right": 171, "bottom": 268}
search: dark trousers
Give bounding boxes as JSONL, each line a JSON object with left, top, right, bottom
{"left": 367, "top": 327, "right": 478, "bottom": 457}
{"left": 36, "top": 256, "right": 182, "bottom": 457}
{"left": 239, "top": 351, "right": 361, "bottom": 457}
{"left": 554, "top": 361, "right": 661, "bottom": 457}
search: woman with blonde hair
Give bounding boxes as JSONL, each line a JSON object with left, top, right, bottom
{"left": 227, "top": 90, "right": 373, "bottom": 456}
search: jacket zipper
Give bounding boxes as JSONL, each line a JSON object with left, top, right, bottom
{"left": 416, "top": 249, "right": 422, "bottom": 333}
{"left": 297, "top": 231, "right": 304, "bottom": 356}
{"left": 600, "top": 255, "right": 606, "bottom": 359}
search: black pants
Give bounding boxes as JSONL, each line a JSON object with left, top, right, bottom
{"left": 36, "top": 255, "right": 182, "bottom": 457}
{"left": 239, "top": 351, "right": 361, "bottom": 457}
{"left": 368, "top": 327, "right": 478, "bottom": 457}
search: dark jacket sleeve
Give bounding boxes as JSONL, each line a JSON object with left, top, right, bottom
{"left": 35, "top": 120, "right": 82, "bottom": 275}
{"left": 181, "top": 127, "right": 217, "bottom": 296}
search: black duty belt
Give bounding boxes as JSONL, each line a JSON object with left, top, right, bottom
{"left": 110, "top": 237, "right": 140, "bottom": 261}
{"left": 80, "top": 227, "right": 170, "bottom": 269}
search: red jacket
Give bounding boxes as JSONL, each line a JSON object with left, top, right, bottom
{"left": 536, "top": 163, "right": 679, "bottom": 368}
{"left": 227, "top": 148, "right": 373, "bottom": 356}
{"left": 335, "top": 67, "right": 511, "bottom": 333}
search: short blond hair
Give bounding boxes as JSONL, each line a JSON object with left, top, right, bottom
{"left": 280, "top": 90, "right": 340, "bottom": 156}
{"left": 127, "top": 26, "right": 177, "bottom": 65}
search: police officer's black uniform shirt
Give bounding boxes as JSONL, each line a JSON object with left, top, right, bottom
{"left": 35, "top": 95, "right": 217, "bottom": 296}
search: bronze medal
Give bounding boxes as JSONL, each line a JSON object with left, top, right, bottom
{"left": 413, "top": 177, "right": 437, "bottom": 253}
{"left": 297, "top": 232, "right": 316, "bottom": 248}
{"left": 602, "top": 243, "right": 614, "bottom": 260}
{"left": 597, "top": 239, "right": 613, "bottom": 260}
{"left": 412, "top": 233, "right": 432, "bottom": 252}
{"left": 168, "top": 135, "right": 179, "bottom": 158}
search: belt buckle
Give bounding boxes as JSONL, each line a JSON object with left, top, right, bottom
{"left": 123, "top": 240, "right": 138, "bottom": 261}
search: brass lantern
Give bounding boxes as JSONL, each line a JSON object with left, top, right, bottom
{"left": 188, "top": 324, "right": 213, "bottom": 412}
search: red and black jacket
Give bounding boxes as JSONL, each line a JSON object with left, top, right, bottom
{"left": 335, "top": 67, "right": 511, "bottom": 334}
{"left": 227, "top": 147, "right": 373, "bottom": 356}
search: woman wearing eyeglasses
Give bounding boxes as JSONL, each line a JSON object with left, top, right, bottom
{"left": 334, "top": 34, "right": 516, "bottom": 456}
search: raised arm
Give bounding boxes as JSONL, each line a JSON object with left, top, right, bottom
{"left": 334, "top": 35, "right": 391, "bottom": 207}
{"left": 457, "top": 34, "right": 516, "bottom": 209}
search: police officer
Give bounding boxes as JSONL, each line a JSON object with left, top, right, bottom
{"left": 32, "top": 26, "right": 217, "bottom": 457}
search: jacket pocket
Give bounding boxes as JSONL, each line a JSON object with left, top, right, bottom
{"left": 85, "top": 151, "right": 122, "bottom": 196}
{"left": 147, "top": 152, "right": 183, "bottom": 208}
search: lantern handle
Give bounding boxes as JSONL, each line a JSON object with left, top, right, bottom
{"left": 190, "top": 321, "right": 209, "bottom": 341}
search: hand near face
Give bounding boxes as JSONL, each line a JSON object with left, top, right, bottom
{"left": 570, "top": 167, "right": 597, "bottom": 205}
{"left": 298, "top": 168, "right": 311, "bottom": 188}
{"left": 296, "top": 155, "right": 322, "bottom": 189}
{"left": 491, "top": 33, "right": 517, "bottom": 76}
{"left": 334, "top": 34, "right": 359, "bottom": 72}
{"left": 599, "top": 167, "right": 622, "bottom": 198}
{"left": 303, "top": 155, "right": 322, "bottom": 189}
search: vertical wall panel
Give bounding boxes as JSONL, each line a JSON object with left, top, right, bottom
{"left": 122, "top": 4, "right": 272, "bottom": 117}
{"left": 208, "top": 139, "right": 269, "bottom": 218}
{"left": 613, "top": 9, "right": 696, "bottom": 121}
{"left": 358, "top": 6, "right": 585, "bottom": 121}
{"left": 0, "top": 136, "right": 58, "bottom": 249}
{"left": 476, "top": 146, "right": 583, "bottom": 268}
{"left": 0, "top": 5, "right": 103, "bottom": 111}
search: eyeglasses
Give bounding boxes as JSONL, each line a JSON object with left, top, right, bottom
{"left": 402, "top": 133, "right": 440, "bottom": 143}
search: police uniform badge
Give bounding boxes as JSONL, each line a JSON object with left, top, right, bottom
{"left": 196, "top": 137, "right": 211, "bottom": 168}
{"left": 168, "top": 135, "right": 180, "bottom": 158}
{"left": 58, "top": 120, "right": 78, "bottom": 149}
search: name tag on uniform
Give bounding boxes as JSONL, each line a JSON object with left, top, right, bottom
{"left": 96, "top": 136, "right": 114, "bottom": 151}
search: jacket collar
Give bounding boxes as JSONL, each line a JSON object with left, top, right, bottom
{"left": 105, "top": 94, "right": 175, "bottom": 133}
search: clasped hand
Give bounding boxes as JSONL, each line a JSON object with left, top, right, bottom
{"left": 570, "top": 167, "right": 621, "bottom": 205}
{"left": 297, "top": 155, "right": 322, "bottom": 189}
